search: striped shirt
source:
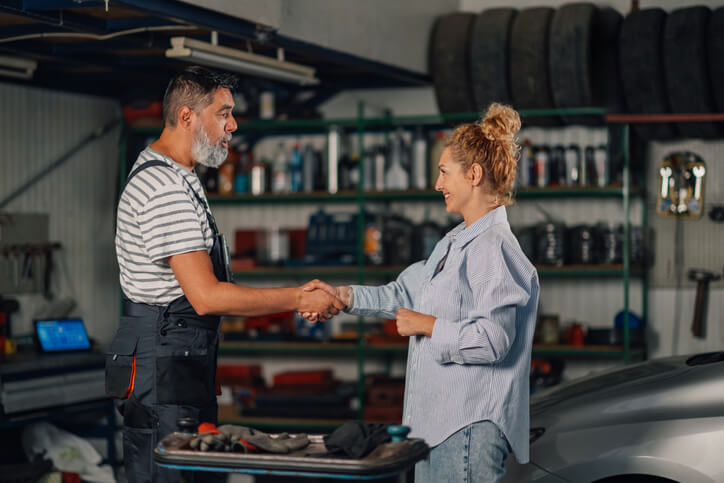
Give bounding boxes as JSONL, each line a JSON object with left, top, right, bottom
{"left": 348, "top": 206, "right": 539, "bottom": 463}
{"left": 115, "top": 147, "right": 214, "bottom": 305}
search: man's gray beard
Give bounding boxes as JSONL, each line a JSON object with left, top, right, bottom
{"left": 192, "top": 124, "right": 228, "bottom": 168}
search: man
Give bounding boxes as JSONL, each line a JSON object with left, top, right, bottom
{"left": 107, "top": 66, "right": 342, "bottom": 483}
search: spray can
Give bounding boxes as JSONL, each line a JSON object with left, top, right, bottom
{"left": 411, "top": 127, "right": 428, "bottom": 190}
{"left": 386, "top": 130, "right": 409, "bottom": 190}
{"left": 518, "top": 140, "right": 533, "bottom": 187}
{"left": 564, "top": 144, "right": 580, "bottom": 186}
{"left": 302, "top": 144, "right": 316, "bottom": 192}
{"left": 535, "top": 146, "right": 549, "bottom": 188}
{"left": 374, "top": 146, "right": 386, "bottom": 191}
{"left": 327, "top": 125, "right": 342, "bottom": 194}
{"left": 582, "top": 146, "right": 594, "bottom": 186}
{"left": 594, "top": 144, "right": 609, "bottom": 187}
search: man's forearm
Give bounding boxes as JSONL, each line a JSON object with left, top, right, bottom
{"left": 200, "top": 282, "right": 301, "bottom": 316}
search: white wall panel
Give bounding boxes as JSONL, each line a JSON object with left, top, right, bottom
{"left": 0, "top": 82, "right": 121, "bottom": 345}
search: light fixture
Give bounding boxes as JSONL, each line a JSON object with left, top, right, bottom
{"left": 0, "top": 55, "right": 37, "bottom": 80}
{"left": 165, "top": 36, "right": 319, "bottom": 86}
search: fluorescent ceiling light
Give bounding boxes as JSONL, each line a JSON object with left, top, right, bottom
{"left": 166, "top": 37, "right": 319, "bottom": 86}
{"left": 0, "top": 55, "right": 37, "bottom": 80}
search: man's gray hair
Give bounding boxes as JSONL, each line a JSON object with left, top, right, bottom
{"left": 162, "top": 66, "right": 237, "bottom": 127}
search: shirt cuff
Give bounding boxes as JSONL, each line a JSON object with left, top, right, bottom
{"left": 345, "top": 285, "right": 381, "bottom": 317}
{"left": 430, "top": 317, "right": 464, "bottom": 364}
{"left": 346, "top": 288, "right": 354, "bottom": 311}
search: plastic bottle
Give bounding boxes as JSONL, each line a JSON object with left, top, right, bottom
{"left": 564, "top": 144, "right": 581, "bottom": 186}
{"left": 518, "top": 140, "right": 533, "bottom": 187}
{"left": 289, "top": 144, "right": 303, "bottom": 193}
{"left": 302, "top": 144, "right": 316, "bottom": 192}
{"left": 594, "top": 144, "right": 608, "bottom": 187}
{"left": 428, "top": 131, "right": 446, "bottom": 189}
{"left": 217, "top": 158, "right": 235, "bottom": 195}
{"left": 386, "top": 129, "right": 409, "bottom": 191}
{"left": 411, "top": 127, "right": 428, "bottom": 190}
{"left": 340, "top": 152, "right": 359, "bottom": 191}
{"left": 582, "top": 146, "right": 594, "bottom": 186}
{"left": 327, "top": 125, "right": 342, "bottom": 194}
{"left": 535, "top": 146, "right": 549, "bottom": 188}
{"left": 271, "top": 142, "right": 289, "bottom": 193}
{"left": 234, "top": 150, "right": 251, "bottom": 194}
{"left": 249, "top": 159, "right": 268, "bottom": 196}
{"left": 374, "top": 146, "right": 386, "bottom": 191}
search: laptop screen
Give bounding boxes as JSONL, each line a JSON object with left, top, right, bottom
{"left": 35, "top": 318, "right": 91, "bottom": 352}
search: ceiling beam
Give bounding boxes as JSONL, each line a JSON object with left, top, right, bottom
{"left": 20, "top": 0, "right": 107, "bottom": 9}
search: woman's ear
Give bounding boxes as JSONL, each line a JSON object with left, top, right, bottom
{"left": 469, "top": 163, "right": 484, "bottom": 186}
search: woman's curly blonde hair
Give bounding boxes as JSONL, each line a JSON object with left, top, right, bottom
{"left": 445, "top": 103, "right": 521, "bottom": 205}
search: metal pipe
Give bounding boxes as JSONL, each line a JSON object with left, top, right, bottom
{"left": 0, "top": 118, "right": 120, "bottom": 210}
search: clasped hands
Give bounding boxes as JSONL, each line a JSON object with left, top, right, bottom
{"left": 297, "top": 280, "right": 436, "bottom": 337}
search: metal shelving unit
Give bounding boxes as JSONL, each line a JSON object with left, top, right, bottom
{"left": 124, "top": 106, "right": 647, "bottom": 429}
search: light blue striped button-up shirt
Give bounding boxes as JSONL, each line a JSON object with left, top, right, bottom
{"left": 348, "top": 206, "right": 539, "bottom": 463}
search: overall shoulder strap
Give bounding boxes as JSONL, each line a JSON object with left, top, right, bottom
{"left": 125, "top": 160, "right": 169, "bottom": 185}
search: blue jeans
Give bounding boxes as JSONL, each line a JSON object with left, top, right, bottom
{"left": 414, "top": 420, "right": 511, "bottom": 483}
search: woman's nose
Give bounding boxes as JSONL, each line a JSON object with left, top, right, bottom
{"left": 435, "top": 175, "right": 443, "bottom": 191}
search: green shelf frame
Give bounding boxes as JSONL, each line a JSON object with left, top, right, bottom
{"left": 128, "top": 107, "right": 608, "bottom": 137}
{"left": 219, "top": 341, "right": 642, "bottom": 360}
{"left": 207, "top": 185, "right": 643, "bottom": 205}
{"left": 231, "top": 264, "right": 643, "bottom": 281}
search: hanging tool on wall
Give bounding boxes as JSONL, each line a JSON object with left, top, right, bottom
{"left": 657, "top": 152, "right": 706, "bottom": 218}
{"left": 688, "top": 268, "right": 720, "bottom": 338}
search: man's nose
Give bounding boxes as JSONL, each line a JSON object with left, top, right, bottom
{"left": 227, "top": 115, "right": 237, "bottom": 133}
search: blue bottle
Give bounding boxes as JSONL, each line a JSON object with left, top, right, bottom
{"left": 289, "top": 144, "right": 303, "bottom": 193}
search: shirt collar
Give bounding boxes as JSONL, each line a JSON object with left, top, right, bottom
{"left": 448, "top": 205, "right": 508, "bottom": 247}
{"left": 145, "top": 147, "right": 196, "bottom": 181}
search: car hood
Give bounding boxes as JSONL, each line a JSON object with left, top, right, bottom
{"left": 530, "top": 352, "right": 724, "bottom": 431}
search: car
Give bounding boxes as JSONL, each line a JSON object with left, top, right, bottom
{"left": 503, "top": 351, "right": 724, "bottom": 483}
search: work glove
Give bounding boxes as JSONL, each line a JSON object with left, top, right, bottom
{"left": 217, "top": 425, "right": 310, "bottom": 453}
{"left": 188, "top": 432, "right": 226, "bottom": 452}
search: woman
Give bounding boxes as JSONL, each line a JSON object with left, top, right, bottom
{"left": 306, "top": 103, "right": 539, "bottom": 482}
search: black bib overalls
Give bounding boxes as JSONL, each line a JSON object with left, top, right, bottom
{"left": 106, "top": 161, "right": 231, "bottom": 483}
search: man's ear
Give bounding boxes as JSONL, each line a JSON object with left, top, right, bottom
{"left": 178, "top": 106, "right": 193, "bottom": 129}
{"left": 469, "top": 163, "right": 484, "bottom": 186}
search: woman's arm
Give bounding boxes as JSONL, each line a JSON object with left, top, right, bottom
{"left": 302, "top": 260, "right": 427, "bottom": 320}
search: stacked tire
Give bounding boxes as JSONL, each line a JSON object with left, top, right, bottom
{"left": 429, "top": 3, "right": 724, "bottom": 140}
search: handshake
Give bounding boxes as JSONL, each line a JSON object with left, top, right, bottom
{"left": 295, "top": 280, "right": 437, "bottom": 338}
{"left": 296, "top": 279, "right": 351, "bottom": 322}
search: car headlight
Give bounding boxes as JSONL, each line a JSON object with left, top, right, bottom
{"left": 530, "top": 427, "right": 545, "bottom": 444}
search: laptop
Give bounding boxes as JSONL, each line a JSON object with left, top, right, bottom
{"left": 34, "top": 318, "right": 92, "bottom": 353}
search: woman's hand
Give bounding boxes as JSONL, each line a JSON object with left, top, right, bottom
{"left": 395, "top": 308, "right": 436, "bottom": 337}
{"left": 299, "top": 280, "right": 351, "bottom": 322}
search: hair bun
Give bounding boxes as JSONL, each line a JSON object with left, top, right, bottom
{"left": 479, "top": 103, "right": 521, "bottom": 141}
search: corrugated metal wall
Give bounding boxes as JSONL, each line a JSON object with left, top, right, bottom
{"left": 0, "top": 81, "right": 121, "bottom": 345}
